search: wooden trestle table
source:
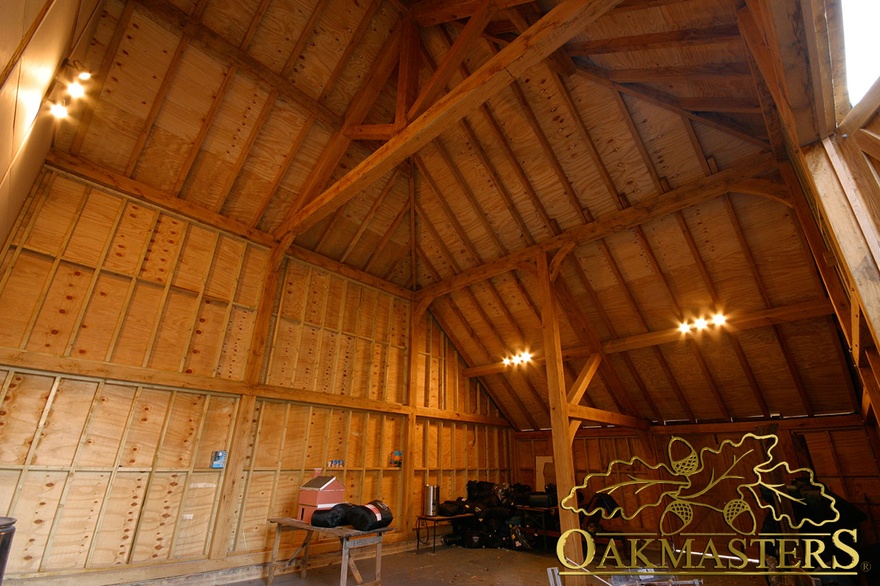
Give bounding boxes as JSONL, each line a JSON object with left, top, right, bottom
{"left": 267, "top": 517, "right": 393, "bottom": 585}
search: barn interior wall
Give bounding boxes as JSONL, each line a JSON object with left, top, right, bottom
{"left": 513, "top": 424, "right": 880, "bottom": 548}
{"left": 0, "top": 0, "right": 103, "bottom": 247}
{"left": 0, "top": 168, "right": 511, "bottom": 582}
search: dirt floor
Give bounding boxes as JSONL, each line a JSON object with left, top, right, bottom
{"left": 231, "top": 544, "right": 772, "bottom": 586}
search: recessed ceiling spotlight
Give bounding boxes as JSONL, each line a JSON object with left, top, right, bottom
{"left": 694, "top": 318, "right": 708, "bottom": 330}
{"left": 712, "top": 313, "right": 726, "bottom": 326}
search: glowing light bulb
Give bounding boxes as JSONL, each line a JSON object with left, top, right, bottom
{"left": 712, "top": 313, "right": 726, "bottom": 326}
{"left": 77, "top": 71, "right": 91, "bottom": 81}
{"left": 678, "top": 323, "right": 690, "bottom": 333}
{"left": 694, "top": 318, "right": 708, "bottom": 330}
{"left": 502, "top": 358, "right": 511, "bottom": 366}
{"left": 521, "top": 352, "right": 531, "bottom": 362}
{"left": 50, "top": 103, "right": 68, "bottom": 118}
{"left": 67, "top": 81, "right": 85, "bottom": 99}
{"left": 512, "top": 355, "right": 522, "bottom": 365}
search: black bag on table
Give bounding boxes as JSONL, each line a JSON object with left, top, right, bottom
{"left": 346, "top": 500, "right": 393, "bottom": 531}
{"left": 438, "top": 499, "right": 464, "bottom": 516}
{"left": 311, "top": 503, "right": 353, "bottom": 528}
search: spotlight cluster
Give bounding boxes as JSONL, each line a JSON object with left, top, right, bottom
{"left": 678, "top": 313, "right": 726, "bottom": 333}
{"left": 50, "top": 64, "right": 92, "bottom": 119}
{"left": 502, "top": 352, "right": 532, "bottom": 366}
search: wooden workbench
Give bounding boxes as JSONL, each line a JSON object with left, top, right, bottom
{"left": 267, "top": 517, "right": 393, "bottom": 585}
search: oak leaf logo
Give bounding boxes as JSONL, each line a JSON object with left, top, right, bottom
{"left": 560, "top": 433, "right": 839, "bottom": 535}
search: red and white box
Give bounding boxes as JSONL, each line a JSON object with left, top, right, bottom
{"left": 297, "top": 476, "right": 345, "bottom": 523}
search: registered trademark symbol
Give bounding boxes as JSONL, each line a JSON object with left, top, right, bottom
{"left": 862, "top": 561, "right": 872, "bottom": 572}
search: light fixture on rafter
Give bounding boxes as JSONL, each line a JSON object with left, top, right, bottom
{"left": 50, "top": 59, "right": 92, "bottom": 119}
{"left": 502, "top": 351, "right": 532, "bottom": 367}
{"left": 678, "top": 313, "right": 726, "bottom": 335}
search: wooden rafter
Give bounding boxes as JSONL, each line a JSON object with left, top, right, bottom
{"left": 285, "top": 23, "right": 403, "bottom": 216}
{"left": 409, "top": 0, "right": 495, "bottom": 120}
{"left": 125, "top": 35, "right": 189, "bottom": 176}
{"left": 412, "top": 0, "right": 533, "bottom": 27}
{"left": 272, "top": 0, "right": 626, "bottom": 242}
{"left": 172, "top": 65, "right": 238, "bottom": 195}
{"left": 71, "top": 1, "right": 137, "bottom": 156}
{"left": 339, "top": 169, "right": 404, "bottom": 264}
{"left": 46, "top": 150, "right": 274, "bottom": 246}
{"left": 566, "top": 23, "right": 741, "bottom": 55}
{"left": 599, "top": 298, "right": 834, "bottom": 354}
{"left": 416, "top": 153, "right": 778, "bottom": 302}
{"left": 606, "top": 62, "right": 752, "bottom": 83}
{"left": 574, "top": 62, "right": 770, "bottom": 148}
{"left": 135, "top": 0, "right": 340, "bottom": 126}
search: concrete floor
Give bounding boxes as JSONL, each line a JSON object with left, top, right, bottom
{"left": 231, "top": 544, "right": 768, "bottom": 586}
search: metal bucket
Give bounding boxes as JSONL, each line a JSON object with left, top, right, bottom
{"left": 424, "top": 485, "right": 439, "bottom": 516}
{"left": 0, "top": 517, "right": 15, "bottom": 584}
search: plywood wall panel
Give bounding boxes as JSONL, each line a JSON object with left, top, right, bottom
{"left": 194, "top": 396, "right": 235, "bottom": 468}
{"left": 131, "top": 472, "right": 184, "bottom": 562}
{"left": 279, "top": 260, "right": 309, "bottom": 320}
{"left": 72, "top": 273, "right": 131, "bottom": 357}
{"left": 316, "top": 330, "right": 339, "bottom": 394}
{"left": 111, "top": 280, "right": 163, "bottom": 366}
{"left": 216, "top": 306, "right": 254, "bottom": 380}
{"left": 266, "top": 317, "right": 297, "bottom": 386}
{"left": 304, "top": 408, "right": 329, "bottom": 468}
{"left": 293, "top": 324, "right": 320, "bottom": 391}
{"left": 334, "top": 334, "right": 356, "bottom": 396}
{"left": 62, "top": 190, "right": 122, "bottom": 267}
{"left": 24, "top": 176, "right": 86, "bottom": 256}
{"left": 364, "top": 413, "right": 383, "bottom": 468}
{"left": 327, "top": 409, "right": 347, "bottom": 464}
{"left": 43, "top": 471, "right": 110, "bottom": 570}
{"left": 32, "top": 378, "right": 97, "bottom": 467}
{"left": 133, "top": 47, "right": 226, "bottom": 192}
{"left": 281, "top": 405, "right": 309, "bottom": 471}
{"left": 8, "top": 470, "right": 67, "bottom": 573}
{"left": 386, "top": 346, "right": 407, "bottom": 404}
{"left": 139, "top": 215, "right": 186, "bottom": 286}
{"left": 25, "top": 263, "right": 94, "bottom": 355}
{"left": 235, "top": 246, "right": 267, "bottom": 307}
{"left": 235, "top": 470, "right": 274, "bottom": 552}
{"left": 0, "top": 372, "right": 53, "bottom": 465}
{"left": 254, "top": 401, "right": 286, "bottom": 469}
{"left": 157, "top": 393, "right": 204, "bottom": 469}
{"left": 122, "top": 389, "right": 170, "bottom": 468}
{"left": 89, "top": 471, "right": 149, "bottom": 566}
{"left": 101, "top": 202, "right": 158, "bottom": 277}
{"left": 77, "top": 383, "right": 134, "bottom": 466}
{"left": 356, "top": 288, "right": 377, "bottom": 339}
{"left": 174, "top": 471, "right": 220, "bottom": 558}
{"left": 184, "top": 299, "right": 229, "bottom": 376}
{"left": 184, "top": 75, "right": 270, "bottom": 211}
{"left": 303, "top": 269, "right": 329, "bottom": 325}
{"left": 350, "top": 338, "right": 373, "bottom": 399}
{"left": 271, "top": 471, "right": 303, "bottom": 520}
{"left": 172, "top": 225, "right": 217, "bottom": 293}
{"left": 347, "top": 411, "right": 366, "bottom": 466}
{"left": 0, "top": 470, "right": 20, "bottom": 516}
{"left": 149, "top": 289, "right": 199, "bottom": 371}
{"left": 204, "top": 236, "right": 245, "bottom": 302}
{"left": 0, "top": 251, "right": 53, "bottom": 348}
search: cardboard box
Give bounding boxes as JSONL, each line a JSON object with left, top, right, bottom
{"left": 297, "top": 476, "right": 345, "bottom": 523}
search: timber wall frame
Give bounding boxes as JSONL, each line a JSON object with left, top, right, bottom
{"left": 0, "top": 168, "right": 510, "bottom": 583}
